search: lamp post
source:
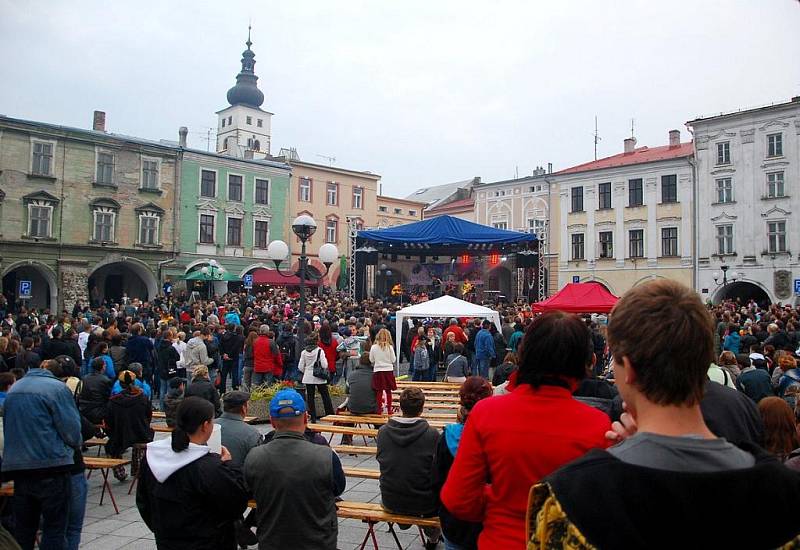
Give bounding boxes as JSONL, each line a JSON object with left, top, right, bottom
{"left": 200, "top": 259, "right": 224, "bottom": 300}
{"left": 713, "top": 264, "right": 739, "bottom": 287}
{"left": 267, "top": 215, "right": 339, "bottom": 341}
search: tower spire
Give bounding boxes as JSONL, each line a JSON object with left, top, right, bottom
{"left": 225, "top": 27, "right": 264, "bottom": 108}
{"left": 246, "top": 23, "right": 252, "bottom": 50}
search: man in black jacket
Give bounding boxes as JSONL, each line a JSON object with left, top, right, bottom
{"left": 377, "top": 388, "right": 441, "bottom": 548}
{"left": 78, "top": 359, "right": 113, "bottom": 424}
{"left": 219, "top": 324, "right": 244, "bottom": 393}
{"left": 185, "top": 366, "right": 221, "bottom": 417}
{"left": 41, "top": 325, "right": 81, "bottom": 365}
{"left": 527, "top": 280, "right": 800, "bottom": 549}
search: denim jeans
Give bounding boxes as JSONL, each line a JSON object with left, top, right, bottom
{"left": 427, "top": 362, "right": 438, "bottom": 382}
{"left": 475, "top": 358, "right": 491, "bottom": 379}
{"left": 235, "top": 355, "right": 244, "bottom": 387}
{"left": 251, "top": 371, "right": 274, "bottom": 387}
{"left": 66, "top": 472, "right": 87, "bottom": 550}
{"left": 13, "top": 473, "right": 72, "bottom": 550}
{"left": 220, "top": 359, "right": 237, "bottom": 393}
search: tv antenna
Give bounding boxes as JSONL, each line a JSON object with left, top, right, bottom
{"left": 191, "top": 127, "right": 215, "bottom": 151}
{"left": 630, "top": 118, "right": 635, "bottom": 139}
{"left": 593, "top": 116, "right": 602, "bottom": 160}
{"left": 317, "top": 154, "right": 336, "bottom": 166}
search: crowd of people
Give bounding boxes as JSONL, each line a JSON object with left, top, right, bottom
{"left": 0, "top": 281, "right": 800, "bottom": 548}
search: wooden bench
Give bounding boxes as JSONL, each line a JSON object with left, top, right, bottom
{"left": 342, "top": 467, "right": 380, "bottom": 480}
{"left": 151, "top": 424, "right": 174, "bottom": 433}
{"left": 392, "top": 394, "right": 461, "bottom": 403}
{"left": 336, "top": 501, "right": 440, "bottom": 550}
{"left": 331, "top": 445, "right": 377, "bottom": 456}
{"left": 397, "top": 381, "right": 461, "bottom": 388}
{"left": 339, "top": 411, "right": 456, "bottom": 421}
{"left": 307, "top": 423, "right": 378, "bottom": 438}
{"left": 152, "top": 411, "right": 259, "bottom": 424}
{"left": 320, "top": 415, "right": 447, "bottom": 430}
{"left": 84, "top": 457, "right": 132, "bottom": 514}
{"left": 85, "top": 436, "right": 109, "bottom": 456}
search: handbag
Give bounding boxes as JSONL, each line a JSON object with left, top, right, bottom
{"left": 311, "top": 349, "right": 327, "bottom": 380}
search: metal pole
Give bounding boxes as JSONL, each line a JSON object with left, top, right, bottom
{"left": 298, "top": 239, "right": 307, "bottom": 345}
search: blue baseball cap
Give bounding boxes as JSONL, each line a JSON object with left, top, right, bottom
{"left": 269, "top": 389, "right": 307, "bottom": 418}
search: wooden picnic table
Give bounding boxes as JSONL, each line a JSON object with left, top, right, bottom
{"left": 393, "top": 394, "right": 461, "bottom": 403}
{"left": 85, "top": 457, "right": 132, "bottom": 514}
{"left": 151, "top": 424, "right": 173, "bottom": 433}
{"left": 339, "top": 411, "right": 456, "bottom": 421}
{"left": 151, "top": 411, "right": 259, "bottom": 424}
{"left": 336, "top": 501, "right": 440, "bottom": 549}
{"left": 307, "top": 423, "right": 378, "bottom": 438}
{"left": 320, "top": 415, "right": 447, "bottom": 430}
{"left": 397, "top": 381, "right": 461, "bottom": 388}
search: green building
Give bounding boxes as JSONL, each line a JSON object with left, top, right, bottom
{"left": 171, "top": 146, "right": 290, "bottom": 293}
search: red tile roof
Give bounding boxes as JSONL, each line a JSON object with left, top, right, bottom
{"left": 556, "top": 142, "right": 693, "bottom": 175}
{"left": 426, "top": 196, "right": 475, "bottom": 212}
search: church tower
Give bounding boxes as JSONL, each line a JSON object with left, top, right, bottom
{"left": 216, "top": 27, "right": 272, "bottom": 157}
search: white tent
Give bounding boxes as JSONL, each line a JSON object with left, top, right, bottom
{"left": 394, "top": 295, "right": 502, "bottom": 366}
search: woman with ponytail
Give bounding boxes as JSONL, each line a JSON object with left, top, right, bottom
{"left": 432, "top": 377, "right": 492, "bottom": 550}
{"left": 136, "top": 396, "right": 250, "bottom": 549}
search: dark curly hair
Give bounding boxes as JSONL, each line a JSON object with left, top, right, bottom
{"left": 458, "top": 376, "right": 492, "bottom": 424}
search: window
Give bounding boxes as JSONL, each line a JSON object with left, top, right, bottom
{"left": 227, "top": 217, "right": 242, "bottom": 246}
{"left": 715, "top": 178, "right": 733, "bottom": 203}
{"left": 629, "top": 229, "right": 644, "bottom": 258}
{"left": 257, "top": 119, "right": 263, "bottom": 128}
{"left": 661, "top": 175, "right": 677, "bottom": 203}
{"left": 93, "top": 211, "right": 114, "bottom": 242}
{"left": 528, "top": 218, "right": 545, "bottom": 236}
{"left": 628, "top": 178, "right": 643, "bottom": 207}
{"left": 326, "top": 218, "right": 338, "bottom": 243}
{"left": 767, "top": 171, "right": 785, "bottom": 198}
{"left": 379, "top": 206, "right": 388, "bottom": 212}
{"left": 352, "top": 187, "right": 363, "bottom": 209}
{"left": 354, "top": 219, "right": 364, "bottom": 230}
{"left": 255, "top": 178, "right": 270, "bottom": 204}
{"left": 767, "top": 133, "right": 783, "bottom": 157}
{"left": 409, "top": 210, "right": 417, "bottom": 216}
{"left": 571, "top": 233, "right": 585, "bottom": 260}
{"left": 227, "top": 116, "right": 232, "bottom": 125}
{"left": 221, "top": 118, "right": 226, "bottom": 128}
{"left": 96, "top": 152, "right": 114, "bottom": 184}
{"left": 492, "top": 221, "right": 508, "bottom": 230}
{"left": 254, "top": 220, "right": 269, "bottom": 248}
{"left": 598, "top": 182, "right": 611, "bottom": 209}
{"left": 394, "top": 208, "right": 402, "bottom": 215}
{"left": 200, "top": 170, "right": 216, "bottom": 197}
{"left": 716, "top": 224, "right": 733, "bottom": 255}
{"left": 599, "top": 231, "right": 613, "bottom": 258}
{"left": 139, "top": 215, "right": 159, "bottom": 245}
{"left": 199, "top": 214, "right": 215, "bottom": 243}
{"left": 142, "top": 159, "right": 159, "bottom": 189}
{"left": 31, "top": 141, "right": 53, "bottom": 175}
{"left": 768, "top": 221, "right": 787, "bottom": 253}
{"left": 326, "top": 182, "right": 338, "bottom": 205}
{"left": 494, "top": 190, "right": 506, "bottom": 197}
{"left": 228, "top": 175, "right": 243, "bottom": 201}
{"left": 246, "top": 116, "right": 252, "bottom": 125}
{"left": 717, "top": 141, "right": 730, "bottom": 165}
{"left": 661, "top": 227, "right": 678, "bottom": 257}
{"left": 571, "top": 186, "right": 584, "bottom": 212}
{"left": 299, "top": 178, "right": 312, "bottom": 202}
{"left": 29, "top": 205, "right": 51, "bottom": 238}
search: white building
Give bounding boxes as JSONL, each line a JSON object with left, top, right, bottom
{"left": 553, "top": 131, "right": 694, "bottom": 296}
{"left": 688, "top": 97, "right": 800, "bottom": 305}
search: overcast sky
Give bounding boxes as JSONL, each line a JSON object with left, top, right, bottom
{"left": 1, "top": 0, "right": 799, "bottom": 197}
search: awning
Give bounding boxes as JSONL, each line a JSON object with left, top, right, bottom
{"left": 182, "top": 270, "right": 241, "bottom": 282}
{"left": 532, "top": 282, "right": 618, "bottom": 314}
{"left": 251, "top": 268, "right": 321, "bottom": 286}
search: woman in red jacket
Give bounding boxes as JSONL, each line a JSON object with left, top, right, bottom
{"left": 318, "top": 324, "right": 339, "bottom": 379}
{"left": 440, "top": 311, "right": 611, "bottom": 549}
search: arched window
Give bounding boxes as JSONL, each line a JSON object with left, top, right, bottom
{"left": 253, "top": 140, "right": 260, "bottom": 151}
{"left": 223, "top": 137, "right": 229, "bottom": 150}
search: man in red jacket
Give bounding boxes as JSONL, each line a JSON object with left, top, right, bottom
{"left": 252, "top": 325, "right": 282, "bottom": 386}
{"left": 440, "top": 318, "right": 467, "bottom": 351}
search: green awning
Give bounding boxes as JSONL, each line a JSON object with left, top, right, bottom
{"left": 182, "top": 270, "right": 241, "bottom": 282}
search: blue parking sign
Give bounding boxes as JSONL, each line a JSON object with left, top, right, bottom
{"left": 19, "top": 280, "right": 32, "bottom": 299}
{"left": 572, "top": 276, "right": 580, "bottom": 284}
{"left": 243, "top": 274, "right": 253, "bottom": 289}
{"left": 794, "top": 279, "right": 800, "bottom": 294}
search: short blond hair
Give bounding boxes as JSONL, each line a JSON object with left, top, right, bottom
{"left": 193, "top": 366, "right": 209, "bottom": 380}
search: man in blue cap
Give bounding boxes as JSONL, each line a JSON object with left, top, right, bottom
{"left": 244, "top": 389, "right": 346, "bottom": 550}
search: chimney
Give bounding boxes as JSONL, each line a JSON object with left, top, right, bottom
{"left": 623, "top": 137, "right": 636, "bottom": 154}
{"left": 178, "top": 126, "right": 188, "bottom": 148}
{"left": 547, "top": 162, "right": 553, "bottom": 174}
{"left": 92, "top": 110, "right": 106, "bottom": 132}
{"left": 669, "top": 129, "right": 680, "bottom": 147}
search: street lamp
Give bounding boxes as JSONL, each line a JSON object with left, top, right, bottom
{"left": 713, "top": 264, "right": 739, "bottom": 286}
{"left": 200, "top": 259, "right": 224, "bottom": 300}
{"left": 268, "top": 215, "right": 339, "bottom": 338}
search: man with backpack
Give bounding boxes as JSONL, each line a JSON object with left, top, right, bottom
{"left": 277, "top": 325, "right": 297, "bottom": 381}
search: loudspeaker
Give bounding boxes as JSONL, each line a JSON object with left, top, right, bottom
{"left": 517, "top": 252, "right": 538, "bottom": 268}
{"left": 364, "top": 251, "right": 378, "bottom": 266}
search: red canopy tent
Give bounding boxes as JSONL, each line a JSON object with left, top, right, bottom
{"left": 532, "top": 282, "right": 618, "bottom": 314}
{"left": 250, "top": 268, "right": 321, "bottom": 287}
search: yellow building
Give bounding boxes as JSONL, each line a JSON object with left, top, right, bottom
{"left": 552, "top": 131, "right": 694, "bottom": 297}
{"left": 376, "top": 195, "right": 425, "bottom": 228}
{"left": 284, "top": 159, "right": 380, "bottom": 287}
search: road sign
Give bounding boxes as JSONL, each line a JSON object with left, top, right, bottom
{"left": 794, "top": 279, "right": 800, "bottom": 294}
{"left": 19, "top": 280, "right": 32, "bottom": 299}
{"left": 243, "top": 274, "right": 253, "bottom": 289}
{"left": 572, "top": 276, "right": 580, "bottom": 284}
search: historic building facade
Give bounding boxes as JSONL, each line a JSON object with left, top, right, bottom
{"left": 0, "top": 113, "right": 179, "bottom": 312}
{"left": 376, "top": 195, "right": 424, "bottom": 228}
{"left": 553, "top": 131, "right": 694, "bottom": 296}
{"left": 688, "top": 97, "right": 800, "bottom": 304}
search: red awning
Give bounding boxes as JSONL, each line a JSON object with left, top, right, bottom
{"left": 250, "top": 268, "right": 321, "bottom": 286}
{"left": 532, "top": 282, "right": 618, "bottom": 314}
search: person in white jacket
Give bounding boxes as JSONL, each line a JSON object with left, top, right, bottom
{"left": 298, "top": 332, "right": 334, "bottom": 422}
{"left": 369, "top": 329, "right": 397, "bottom": 414}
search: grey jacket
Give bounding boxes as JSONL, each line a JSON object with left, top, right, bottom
{"left": 184, "top": 337, "right": 213, "bottom": 369}
{"left": 346, "top": 365, "right": 377, "bottom": 415}
{"left": 214, "top": 412, "right": 262, "bottom": 469}
{"left": 245, "top": 431, "right": 345, "bottom": 550}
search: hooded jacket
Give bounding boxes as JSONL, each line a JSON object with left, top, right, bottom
{"left": 136, "top": 438, "right": 249, "bottom": 550}
{"left": 105, "top": 388, "right": 152, "bottom": 457}
{"left": 183, "top": 336, "right": 213, "bottom": 369}
{"left": 156, "top": 338, "right": 180, "bottom": 379}
{"left": 78, "top": 371, "right": 113, "bottom": 424}
{"left": 376, "top": 417, "right": 440, "bottom": 516}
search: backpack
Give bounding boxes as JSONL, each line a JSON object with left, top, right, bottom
{"left": 279, "top": 336, "right": 295, "bottom": 364}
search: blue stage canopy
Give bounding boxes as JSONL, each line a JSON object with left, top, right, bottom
{"left": 357, "top": 215, "right": 536, "bottom": 255}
